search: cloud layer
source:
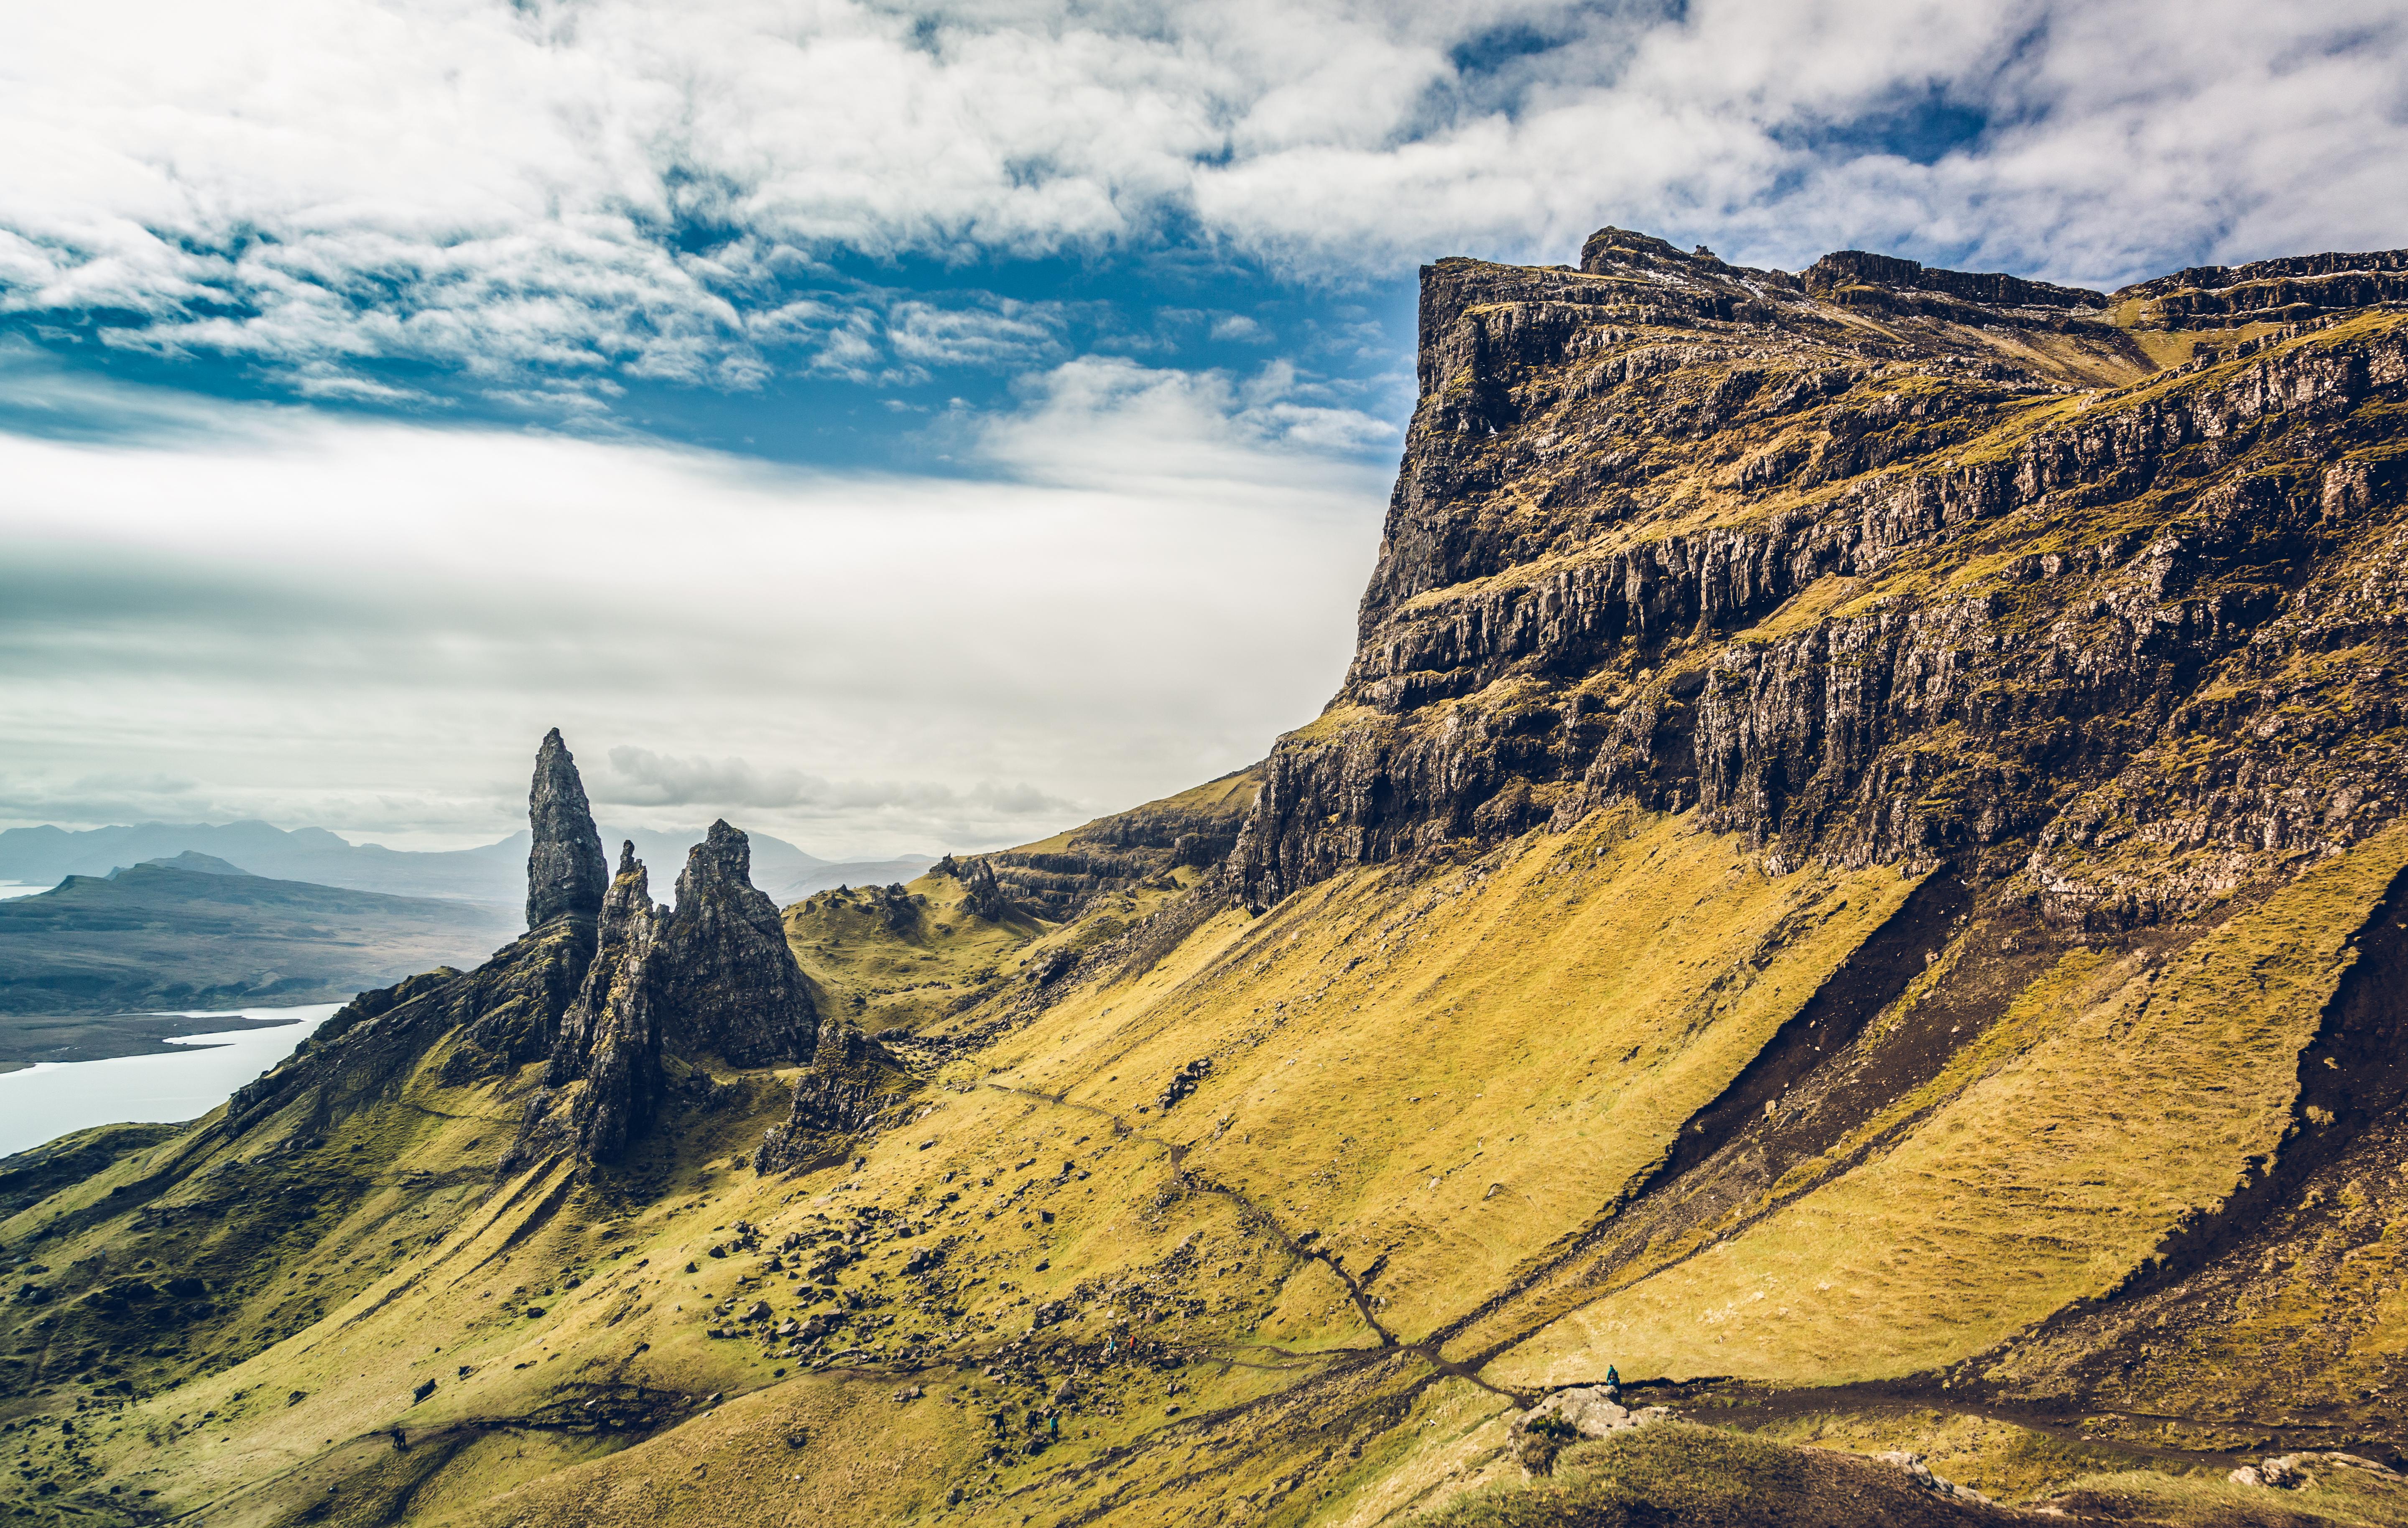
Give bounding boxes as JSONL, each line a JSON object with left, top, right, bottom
{"left": 5, "top": 0, "right": 2401, "bottom": 402}
{"left": 0, "top": 344, "right": 1382, "bottom": 853}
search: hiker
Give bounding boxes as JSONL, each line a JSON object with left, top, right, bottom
{"left": 1048, "top": 1414, "right": 1060, "bottom": 1439}
{"left": 1604, "top": 1364, "right": 1621, "bottom": 1404}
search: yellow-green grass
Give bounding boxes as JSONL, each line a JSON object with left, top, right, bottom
{"left": 962, "top": 806, "right": 1919, "bottom": 1346}
{"left": 1491, "top": 826, "right": 2408, "bottom": 1389}
{"left": 1734, "top": 1405, "right": 2166, "bottom": 1504}
{"left": 2056, "top": 1464, "right": 2408, "bottom": 1527}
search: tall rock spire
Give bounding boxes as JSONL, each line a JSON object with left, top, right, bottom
{"left": 525, "top": 728, "right": 608, "bottom": 930}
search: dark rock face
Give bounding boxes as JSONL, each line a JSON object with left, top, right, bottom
{"left": 1230, "top": 230, "right": 2408, "bottom": 928}
{"left": 950, "top": 767, "right": 1258, "bottom": 922}
{"left": 2118, "top": 250, "right": 2408, "bottom": 328}
{"left": 753, "top": 1021, "right": 910, "bottom": 1173}
{"left": 230, "top": 916, "right": 593, "bottom": 1137}
{"left": 650, "top": 821, "right": 817, "bottom": 1067}
{"left": 525, "top": 729, "right": 607, "bottom": 930}
{"left": 550, "top": 844, "right": 667, "bottom": 1160}
{"left": 517, "top": 827, "right": 816, "bottom": 1163}
{"left": 1799, "top": 247, "right": 2107, "bottom": 312}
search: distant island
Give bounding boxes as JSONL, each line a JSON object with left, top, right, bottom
{"left": 0, "top": 854, "right": 521, "bottom": 1016}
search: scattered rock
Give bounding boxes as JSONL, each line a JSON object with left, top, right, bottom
{"left": 411, "top": 1380, "right": 436, "bottom": 1405}
{"left": 1510, "top": 1386, "right": 1669, "bottom": 1475}
{"left": 1156, "top": 1058, "right": 1212, "bottom": 1110}
{"left": 1875, "top": 1451, "right": 1989, "bottom": 1504}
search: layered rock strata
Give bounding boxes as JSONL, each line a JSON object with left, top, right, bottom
{"left": 947, "top": 767, "right": 1258, "bottom": 921}
{"left": 525, "top": 727, "right": 608, "bottom": 929}
{"left": 1230, "top": 227, "right": 2408, "bottom": 927}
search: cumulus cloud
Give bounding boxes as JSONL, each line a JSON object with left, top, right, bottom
{"left": 2, "top": 0, "right": 2400, "bottom": 398}
{"left": 976, "top": 355, "right": 1397, "bottom": 493}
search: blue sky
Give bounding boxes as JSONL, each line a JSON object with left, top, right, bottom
{"left": 1, "top": 0, "right": 2403, "bottom": 856}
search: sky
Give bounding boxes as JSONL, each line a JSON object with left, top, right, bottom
{"left": 2, "top": 0, "right": 2403, "bottom": 856}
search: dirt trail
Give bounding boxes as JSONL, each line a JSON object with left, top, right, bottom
{"left": 985, "top": 1082, "right": 1537, "bottom": 1408}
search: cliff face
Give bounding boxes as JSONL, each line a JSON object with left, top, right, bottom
{"left": 1232, "top": 227, "right": 2408, "bottom": 927}
{"left": 957, "top": 767, "right": 1259, "bottom": 921}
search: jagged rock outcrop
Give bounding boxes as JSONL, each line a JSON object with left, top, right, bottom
{"left": 525, "top": 727, "right": 607, "bottom": 930}
{"left": 752, "top": 1020, "right": 911, "bottom": 1173}
{"left": 1230, "top": 228, "right": 2408, "bottom": 926}
{"left": 517, "top": 825, "right": 818, "bottom": 1164}
{"left": 940, "top": 854, "right": 1016, "bottom": 922}
{"left": 650, "top": 821, "right": 817, "bottom": 1066}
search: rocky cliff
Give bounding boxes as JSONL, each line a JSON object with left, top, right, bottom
{"left": 547, "top": 844, "right": 668, "bottom": 1159}
{"left": 18, "top": 235, "right": 2408, "bottom": 1528}
{"left": 955, "top": 766, "right": 1258, "bottom": 921}
{"left": 1231, "top": 227, "right": 2408, "bottom": 928}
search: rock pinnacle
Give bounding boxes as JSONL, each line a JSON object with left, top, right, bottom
{"left": 525, "top": 728, "right": 608, "bottom": 929}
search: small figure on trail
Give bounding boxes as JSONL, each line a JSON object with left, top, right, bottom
{"left": 1605, "top": 1364, "right": 1622, "bottom": 1404}
{"left": 1048, "top": 1415, "right": 1060, "bottom": 1439}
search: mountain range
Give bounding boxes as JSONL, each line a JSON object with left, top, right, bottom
{"left": 0, "top": 820, "right": 935, "bottom": 910}
{"left": 5, "top": 232, "right": 2408, "bottom": 1528}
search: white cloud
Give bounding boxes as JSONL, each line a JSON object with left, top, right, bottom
{"left": 976, "top": 355, "right": 1397, "bottom": 493}
{"left": 0, "top": 347, "right": 1384, "bottom": 855}
{"left": 2, "top": 0, "right": 2400, "bottom": 393}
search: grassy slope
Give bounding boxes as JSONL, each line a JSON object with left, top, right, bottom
{"left": 9, "top": 309, "right": 2408, "bottom": 1524}
{"left": 1493, "top": 827, "right": 2408, "bottom": 1387}
{"left": 5, "top": 809, "right": 2406, "bottom": 1526}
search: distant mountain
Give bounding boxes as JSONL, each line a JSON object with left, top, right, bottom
{"left": 115, "top": 852, "right": 248, "bottom": 878}
{"left": 0, "top": 821, "right": 934, "bottom": 914}
{"left": 0, "top": 860, "right": 522, "bottom": 1015}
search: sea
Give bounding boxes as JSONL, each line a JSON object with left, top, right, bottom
{"left": 0, "top": 1004, "right": 340, "bottom": 1158}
